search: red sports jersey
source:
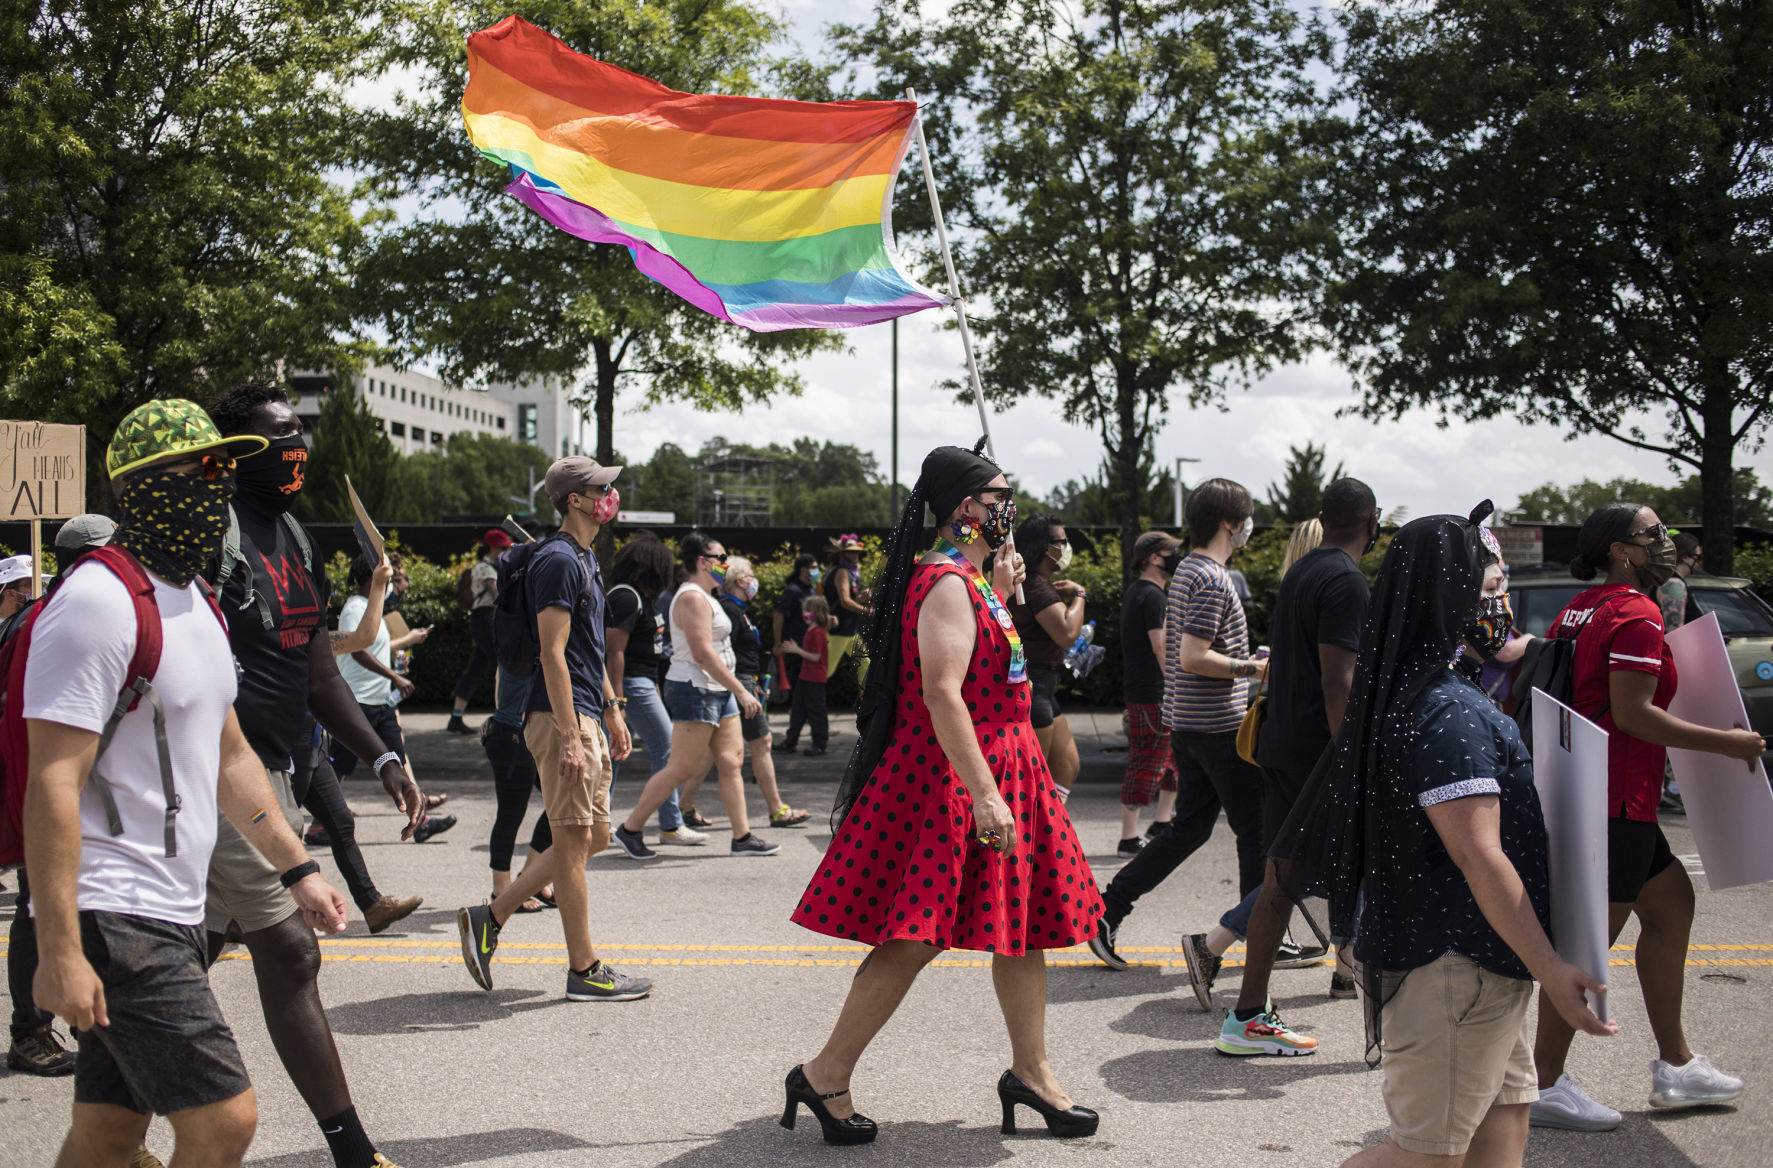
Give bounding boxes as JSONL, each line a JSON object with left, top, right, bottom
{"left": 1549, "top": 583, "right": 1678, "bottom": 822}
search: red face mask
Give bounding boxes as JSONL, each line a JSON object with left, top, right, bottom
{"left": 591, "top": 486, "right": 621, "bottom": 524}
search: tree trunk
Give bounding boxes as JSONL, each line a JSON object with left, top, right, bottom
{"left": 1114, "top": 368, "right": 1141, "bottom": 578}
{"left": 592, "top": 335, "right": 618, "bottom": 466}
{"left": 1699, "top": 382, "right": 1737, "bottom": 575}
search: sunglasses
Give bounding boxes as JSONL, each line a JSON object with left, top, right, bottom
{"left": 1626, "top": 523, "right": 1669, "bottom": 544}
{"left": 704, "top": 552, "right": 729, "bottom": 564}
{"left": 161, "top": 453, "right": 236, "bottom": 480}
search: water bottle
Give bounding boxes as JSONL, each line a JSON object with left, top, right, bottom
{"left": 1064, "top": 621, "right": 1106, "bottom": 678}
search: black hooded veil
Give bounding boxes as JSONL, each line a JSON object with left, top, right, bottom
{"left": 830, "top": 439, "right": 1003, "bottom": 830}
{"left": 1270, "top": 504, "right": 1496, "bottom": 1063}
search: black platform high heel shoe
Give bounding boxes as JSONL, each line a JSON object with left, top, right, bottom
{"left": 997, "top": 1069, "right": 1099, "bottom": 1138}
{"left": 781, "top": 1065, "right": 878, "bottom": 1146}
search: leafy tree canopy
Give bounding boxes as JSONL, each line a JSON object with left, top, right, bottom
{"left": 1259, "top": 441, "right": 1345, "bottom": 525}
{"left": 1510, "top": 470, "right": 1773, "bottom": 530}
{"left": 833, "top": 0, "right": 1334, "bottom": 571}
{"left": 1323, "top": 0, "right": 1773, "bottom": 571}
{"left": 0, "top": 0, "right": 379, "bottom": 504}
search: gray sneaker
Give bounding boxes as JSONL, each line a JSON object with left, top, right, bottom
{"left": 457, "top": 903, "right": 499, "bottom": 991}
{"left": 613, "top": 824, "right": 659, "bottom": 860}
{"left": 731, "top": 833, "right": 781, "bottom": 857}
{"left": 566, "top": 961, "right": 652, "bottom": 1002}
{"left": 1530, "top": 1072, "right": 1622, "bottom": 1131}
{"left": 1649, "top": 1053, "right": 1744, "bottom": 1110}
{"left": 1182, "top": 932, "right": 1222, "bottom": 1012}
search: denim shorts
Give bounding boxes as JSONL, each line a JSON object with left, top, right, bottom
{"left": 663, "top": 678, "right": 739, "bottom": 725}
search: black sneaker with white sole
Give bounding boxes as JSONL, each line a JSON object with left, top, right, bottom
{"left": 1116, "top": 837, "right": 1145, "bottom": 858}
{"left": 1087, "top": 917, "right": 1129, "bottom": 971}
{"left": 1274, "top": 939, "right": 1329, "bottom": 969}
{"left": 613, "top": 824, "right": 659, "bottom": 860}
{"left": 566, "top": 961, "right": 652, "bottom": 1001}
{"left": 731, "top": 833, "right": 781, "bottom": 857}
{"left": 456, "top": 903, "right": 499, "bottom": 990}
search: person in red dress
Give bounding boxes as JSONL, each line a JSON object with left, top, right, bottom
{"left": 782, "top": 442, "right": 1103, "bottom": 1147}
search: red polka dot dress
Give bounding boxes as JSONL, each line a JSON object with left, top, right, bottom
{"left": 792, "top": 560, "right": 1103, "bottom": 954}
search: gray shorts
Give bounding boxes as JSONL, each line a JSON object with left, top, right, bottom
{"left": 74, "top": 911, "right": 252, "bottom": 1115}
{"left": 205, "top": 768, "right": 302, "bottom": 935}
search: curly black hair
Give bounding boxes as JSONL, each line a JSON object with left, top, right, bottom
{"left": 207, "top": 382, "right": 289, "bottom": 437}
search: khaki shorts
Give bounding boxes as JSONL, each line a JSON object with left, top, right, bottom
{"left": 205, "top": 768, "right": 303, "bottom": 936}
{"left": 1380, "top": 953, "right": 1538, "bottom": 1156}
{"left": 525, "top": 709, "right": 614, "bottom": 828}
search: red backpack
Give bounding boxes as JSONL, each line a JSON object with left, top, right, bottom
{"left": 0, "top": 546, "right": 227, "bottom": 866}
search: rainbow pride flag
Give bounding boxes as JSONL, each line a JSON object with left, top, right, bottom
{"left": 461, "top": 15, "right": 948, "bottom": 332}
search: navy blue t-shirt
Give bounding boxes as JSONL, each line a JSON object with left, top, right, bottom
{"left": 522, "top": 535, "right": 607, "bottom": 721}
{"left": 1362, "top": 670, "right": 1550, "bottom": 981}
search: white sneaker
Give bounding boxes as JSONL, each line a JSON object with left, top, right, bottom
{"left": 1530, "top": 1072, "right": 1622, "bottom": 1131}
{"left": 659, "top": 825, "right": 709, "bottom": 846}
{"left": 1649, "top": 1053, "right": 1744, "bottom": 1110}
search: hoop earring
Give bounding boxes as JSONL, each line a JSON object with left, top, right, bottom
{"left": 951, "top": 514, "right": 981, "bottom": 544}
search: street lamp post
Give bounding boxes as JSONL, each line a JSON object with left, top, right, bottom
{"left": 1173, "top": 456, "right": 1202, "bottom": 528}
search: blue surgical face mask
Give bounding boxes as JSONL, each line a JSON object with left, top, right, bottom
{"left": 810, "top": 567, "right": 822, "bottom": 584}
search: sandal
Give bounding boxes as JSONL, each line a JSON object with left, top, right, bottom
{"left": 513, "top": 894, "right": 546, "bottom": 914}
{"left": 681, "top": 808, "right": 714, "bottom": 829}
{"left": 425, "top": 793, "right": 450, "bottom": 810}
{"left": 770, "top": 805, "right": 812, "bottom": 828}
{"left": 533, "top": 889, "right": 558, "bottom": 910}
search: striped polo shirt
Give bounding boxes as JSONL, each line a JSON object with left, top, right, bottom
{"left": 1161, "top": 551, "right": 1251, "bottom": 733}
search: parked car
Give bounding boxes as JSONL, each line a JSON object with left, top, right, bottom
{"left": 1506, "top": 567, "right": 1773, "bottom": 743}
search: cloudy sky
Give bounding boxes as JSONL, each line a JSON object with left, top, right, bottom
{"left": 528, "top": 1, "right": 1773, "bottom": 517}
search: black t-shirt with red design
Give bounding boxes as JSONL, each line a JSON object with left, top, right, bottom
{"left": 211, "top": 506, "right": 328, "bottom": 772}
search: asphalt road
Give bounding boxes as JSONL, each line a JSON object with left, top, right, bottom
{"left": 3, "top": 711, "right": 1769, "bottom": 1167}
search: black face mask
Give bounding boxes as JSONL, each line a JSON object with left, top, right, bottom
{"left": 1463, "top": 594, "right": 1513, "bottom": 658}
{"left": 385, "top": 590, "right": 404, "bottom": 613}
{"left": 1160, "top": 552, "right": 1182, "bottom": 575}
{"left": 234, "top": 434, "right": 308, "bottom": 514}
{"left": 113, "top": 469, "right": 234, "bottom": 586}
{"left": 1364, "top": 521, "right": 1380, "bottom": 558}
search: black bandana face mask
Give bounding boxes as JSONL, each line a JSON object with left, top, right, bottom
{"left": 977, "top": 496, "right": 1016, "bottom": 550}
{"left": 113, "top": 469, "right": 234, "bottom": 586}
{"left": 1463, "top": 594, "right": 1513, "bottom": 658}
{"left": 234, "top": 434, "right": 308, "bottom": 514}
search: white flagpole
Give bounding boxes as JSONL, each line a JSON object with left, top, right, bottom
{"left": 908, "top": 88, "right": 995, "bottom": 462}
{"left": 907, "top": 88, "right": 1021, "bottom": 601}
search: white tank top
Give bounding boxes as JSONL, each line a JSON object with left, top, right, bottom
{"left": 665, "top": 582, "right": 735, "bottom": 690}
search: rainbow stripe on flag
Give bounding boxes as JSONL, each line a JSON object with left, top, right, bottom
{"left": 461, "top": 15, "right": 948, "bottom": 332}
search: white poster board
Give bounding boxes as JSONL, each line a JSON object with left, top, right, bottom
{"left": 1531, "top": 690, "right": 1612, "bottom": 1024}
{"left": 1664, "top": 613, "right": 1773, "bottom": 890}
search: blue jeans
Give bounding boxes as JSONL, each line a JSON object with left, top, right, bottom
{"left": 617, "top": 676, "right": 680, "bottom": 831}
{"left": 1220, "top": 886, "right": 1261, "bottom": 939}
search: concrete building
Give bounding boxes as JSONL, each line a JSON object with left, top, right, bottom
{"left": 289, "top": 362, "right": 580, "bottom": 458}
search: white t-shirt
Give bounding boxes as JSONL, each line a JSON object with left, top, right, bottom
{"left": 334, "top": 593, "right": 392, "bottom": 706}
{"left": 665, "top": 582, "right": 735, "bottom": 690}
{"left": 21, "top": 562, "right": 236, "bottom": 926}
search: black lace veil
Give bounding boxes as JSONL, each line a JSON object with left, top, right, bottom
{"left": 1271, "top": 503, "right": 1496, "bottom": 1063}
{"left": 830, "top": 440, "right": 1001, "bottom": 830}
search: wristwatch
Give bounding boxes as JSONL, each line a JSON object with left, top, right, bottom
{"left": 607, "top": 697, "right": 628, "bottom": 710}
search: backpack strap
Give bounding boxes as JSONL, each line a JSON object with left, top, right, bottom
{"left": 281, "top": 512, "right": 314, "bottom": 573}
{"left": 75, "top": 548, "right": 182, "bottom": 857}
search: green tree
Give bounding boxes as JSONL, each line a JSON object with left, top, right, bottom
{"left": 836, "top": 0, "right": 1332, "bottom": 572}
{"left": 300, "top": 384, "right": 406, "bottom": 525}
{"left": 1511, "top": 470, "right": 1773, "bottom": 528}
{"left": 361, "top": 0, "right": 844, "bottom": 471}
{"left": 1043, "top": 452, "right": 1179, "bottom": 530}
{"left": 1261, "top": 441, "right": 1344, "bottom": 525}
{"left": 619, "top": 441, "right": 698, "bottom": 522}
{"left": 0, "top": 0, "right": 377, "bottom": 504}
{"left": 1323, "top": 1, "right": 1773, "bottom": 573}
{"left": 387, "top": 431, "right": 558, "bottom": 524}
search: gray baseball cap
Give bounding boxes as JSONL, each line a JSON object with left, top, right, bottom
{"left": 55, "top": 514, "right": 118, "bottom": 552}
{"left": 543, "top": 456, "right": 621, "bottom": 509}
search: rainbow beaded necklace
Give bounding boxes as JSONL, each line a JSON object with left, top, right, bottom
{"left": 936, "top": 538, "right": 1027, "bottom": 685}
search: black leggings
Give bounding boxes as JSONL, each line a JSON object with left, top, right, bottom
{"left": 453, "top": 607, "right": 497, "bottom": 704}
{"left": 485, "top": 719, "right": 552, "bottom": 871}
{"left": 8, "top": 871, "right": 51, "bottom": 1039}
{"left": 292, "top": 720, "right": 382, "bottom": 911}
